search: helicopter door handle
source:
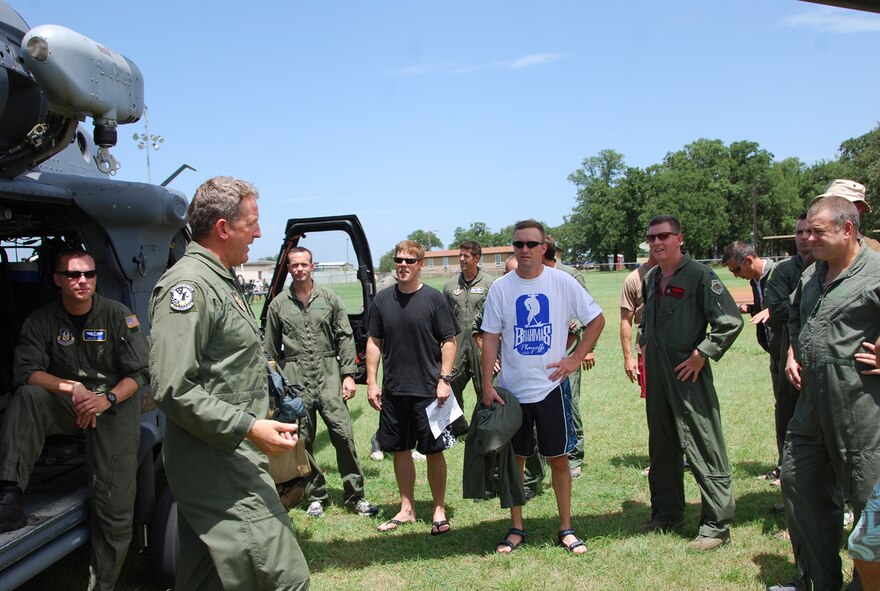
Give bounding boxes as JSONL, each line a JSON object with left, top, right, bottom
{"left": 132, "top": 250, "right": 147, "bottom": 277}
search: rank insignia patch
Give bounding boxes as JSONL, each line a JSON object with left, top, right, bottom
{"left": 170, "top": 283, "right": 195, "bottom": 311}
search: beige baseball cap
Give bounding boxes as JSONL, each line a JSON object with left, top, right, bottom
{"left": 813, "top": 178, "right": 870, "bottom": 212}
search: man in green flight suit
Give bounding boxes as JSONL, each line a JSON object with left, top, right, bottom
{"left": 778, "top": 196, "right": 880, "bottom": 591}
{"left": 265, "top": 246, "right": 378, "bottom": 519}
{"left": 638, "top": 214, "right": 743, "bottom": 552}
{"left": 443, "top": 240, "right": 493, "bottom": 437}
{"left": 0, "top": 249, "right": 149, "bottom": 590}
{"left": 763, "top": 213, "right": 812, "bottom": 488}
{"left": 150, "top": 177, "right": 309, "bottom": 590}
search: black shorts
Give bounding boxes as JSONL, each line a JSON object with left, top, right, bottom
{"left": 377, "top": 394, "right": 454, "bottom": 456}
{"left": 511, "top": 381, "right": 577, "bottom": 458}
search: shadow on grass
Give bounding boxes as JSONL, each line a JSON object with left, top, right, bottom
{"left": 753, "top": 552, "right": 800, "bottom": 589}
{"left": 608, "top": 452, "right": 649, "bottom": 470}
{"left": 735, "top": 489, "right": 787, "bottom": 534}
{"left": 736, "top": 459, "right": 778, "bottom": 479}
{"left": 298, "top": 499, "right": 662, "bottom": 573}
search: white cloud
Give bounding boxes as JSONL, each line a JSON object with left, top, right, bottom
{"left": 509, "top": 53, "right": 566, "bottom": 70}
{"left": 387, "top": 53, "right": 567, "bottom": 77}
{"left": 783, "top": 8, "right": 880, "bottom": 33}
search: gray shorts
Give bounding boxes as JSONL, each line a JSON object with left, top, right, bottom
{"left": 849, "top": 478, "right": 880, "bottom": 562}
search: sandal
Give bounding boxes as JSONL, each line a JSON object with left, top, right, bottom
{"left": 430, "top": 519, "right": 451, "bottom": 536}
{"left": 495, "top": 527, "right": 527, "bottom": 553}
{"left": 557, "top": 528, "right": 587, "bottom": 554}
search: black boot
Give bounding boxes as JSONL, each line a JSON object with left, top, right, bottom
{"left": 0, "top": 486, "right": 25, "bottom": 532}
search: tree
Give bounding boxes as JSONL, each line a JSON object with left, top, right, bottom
{"left": 836, "top": 124, "right": 880, "bottom": 232}
{"left": 644, "top": 139, "right": 731, "bottom": 259}
{"left": 565, "top": 149, "right": 630, "bottom": 263}
{"left": 449, "top": 222, "right": 495, "bottom": 248}
{"left": 406, "top": 229, "right": 443, "bottom": 250}
{"left": 378, "top": 250, "right": 396, "bottom": 273}
{"left": 378, "top": 229, "right": 443, "bottom": 273}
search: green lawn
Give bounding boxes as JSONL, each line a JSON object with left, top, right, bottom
{"left": 20, "top": 267, "right": 849, "bottom": 591}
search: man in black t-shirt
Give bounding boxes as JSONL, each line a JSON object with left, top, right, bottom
{"left": 367, "top": 239, "right": 459, "bottom": 536}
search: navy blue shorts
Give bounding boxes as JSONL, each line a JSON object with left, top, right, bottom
{"left": 511, "top": 381, "right": 577, "bottom": 458}
{"left": 377, "top": 394, "right": 454, "bottom": 456}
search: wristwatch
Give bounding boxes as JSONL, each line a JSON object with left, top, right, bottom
{"left": 439, "top": 374, "right": 453, "bottom": 384}
{"left": 696, "top": 349, "right": 709, "bottom": 360}
{"left": 105, "top": 392, "right": 118, "bottom": 407}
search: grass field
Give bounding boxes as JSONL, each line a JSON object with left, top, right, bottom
{"left": 19, "top": 267, "right": 851, "bottom": 591}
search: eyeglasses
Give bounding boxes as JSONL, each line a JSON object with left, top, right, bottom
{"left": 730, "top": 263, "right": 743, "bottom": 274}
{"left": 512, "top": 240, "right": 541, "bottom": 249}
{"left": 645, "top": 232, "right": 680, "bottom": 243}
{"left": 393, "top": 256, "right": 420, "bottom": 265}
{"left": 57, "top": 270, "right": 97, "bottom": 279}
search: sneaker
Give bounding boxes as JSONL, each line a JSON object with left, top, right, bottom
{"left": 524, "top": 487, "right": 536, "bottom": 501}
{"left": 767, "top": 583, "right": 803, "bottom": 591}
{"left": 370, "top": 433, "right": 383, "bottom": 461}
{"left": 349, "top": 499, "right": 379, "bottom": 517}
{"left": 642, "top": 467, "right": 651, "bottom": 476}
{"left": 638, "top": 519, "right": 684, "bottom": 534}
{"left": 685, "top": 532, "right": 730, "bottom": 552}
{"left": 306, "top": 500, "right": 324, "bottom": 518}
{"left": 411, "top": 450, "right": 426, "bottom": 462}
{"left": 570, "top": 466, "right": 582, "bottom": 479}
{"left": 844, "top": 502, "right": 855, "bottom": 527}
{"left": 0, "top": 487, "right": 25, "bottom": 532}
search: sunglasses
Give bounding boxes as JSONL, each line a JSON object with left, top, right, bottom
{"left": 512, "top": 240, "right": 542, "bottom": 249}
{"left": 645, "top": 232, "right": 679, "bottom": 243}
{"left": 57, "top": 270, "right": 97, "bottom": 279}
{"left": 393, "top": 256, "right": 419, "bottom": 265}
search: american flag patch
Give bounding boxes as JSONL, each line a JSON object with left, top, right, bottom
{"left": 126, "top": 315, "right": 140, "bottom": 329}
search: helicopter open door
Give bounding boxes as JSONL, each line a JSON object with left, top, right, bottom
{"left": 259, "top": 214, "right": 375, "bottom": 383}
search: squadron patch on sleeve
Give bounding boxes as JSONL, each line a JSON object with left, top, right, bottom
{"left": 170, "top": 283, "right": 195, "bottom": 311}
{"left": 710, "top": 279, "right": 724, "bottom": 295}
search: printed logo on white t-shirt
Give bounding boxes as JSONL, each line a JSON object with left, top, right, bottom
{"left": 514, "top": 293, "right": 552, "bottom": 355}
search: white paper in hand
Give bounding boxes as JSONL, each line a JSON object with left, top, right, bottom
{"left": 425, "top": 393, "right": 464, "bottom": 439}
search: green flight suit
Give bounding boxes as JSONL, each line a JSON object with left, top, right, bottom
{"left": 149, "top": 242, "right": 309, "bottom": 591}
{"left": 764, "top": 254, "right": 807, "bottom": 472}
{"left": 444, "top": 270, "right": 493, "bottom": 433}
{"left": 782, "top": 241, "right": 880, "bottom": 591}
{"left": 0, "top": 293, "right": 148, "bottom": 591}
{"left": 639, "top": 254, "right": 743, "bottom": 538}
{"left": 557, "top": 262, "right": 589, "bottom": 471}
{"left": 265, "top": 283, "right": 366, "bottom": 506}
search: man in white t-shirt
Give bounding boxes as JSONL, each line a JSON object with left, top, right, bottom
{"left": 481, "top": 219, "right": 605, "bottom": 555}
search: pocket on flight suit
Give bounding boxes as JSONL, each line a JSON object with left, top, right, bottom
{"left": 849, "top": 448, "right": 880, "bottom": 510}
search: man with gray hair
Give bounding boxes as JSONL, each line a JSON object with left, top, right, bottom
{"left": 150, "top": 176, "right": 310, "bottom": 590}
{"left": 777, "top": 195, "right": 880, "bottom": 591}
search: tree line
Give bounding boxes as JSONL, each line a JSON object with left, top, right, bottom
{"left": 378, "top": 124, "right": 880, "bottom": 272}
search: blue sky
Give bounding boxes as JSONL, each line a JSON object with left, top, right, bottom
{"left": 18, "top": 1, "right": 880, "bottom": 264}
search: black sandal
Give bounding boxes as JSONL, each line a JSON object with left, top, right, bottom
{"left": 495, "top": 527, "right": 527, "bottom": 553}
{"left": 557, "top": 528, "right": 587, "bottom": 554}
